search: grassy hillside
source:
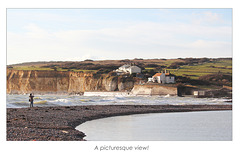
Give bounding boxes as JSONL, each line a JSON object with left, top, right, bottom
{"left": 7, "top": 58, "right": 184, "bottom": 73}
{"left": 168, "top": 59, "right": 232, "bottom": 79}
{"left": 7, "top": 58, "right": 232, "bottom": 87}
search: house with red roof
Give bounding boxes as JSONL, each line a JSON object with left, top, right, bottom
{"left": 148, "top": 70, "right": 175, "bottom": 84}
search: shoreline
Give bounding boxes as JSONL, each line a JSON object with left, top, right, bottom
{"left": 7, "top": 104, "right": 232, "bottom": 141}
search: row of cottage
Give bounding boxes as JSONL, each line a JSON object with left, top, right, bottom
{"left": 114, "top": 64, "right": 175, "bottom": 84}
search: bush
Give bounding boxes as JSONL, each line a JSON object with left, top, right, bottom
{"left": 84, "top": 59, "right": 93, "bottom": 61}
{"left": 97, "top": 68, "right": 111, "bottom": 74}
{"left": 145, "top": 64, "right": 159, "bottom": 67}
{"left": 168, "top": 62, "right": 186, "bottom": 69}
{"left": 176, "top": 76, "right": 209, "bottom": 85}
{"left": 199, "top": 73, "right": 232, "bottom": 86}
{"left": 134, "top": 58, "right": 143, "bottom": 60}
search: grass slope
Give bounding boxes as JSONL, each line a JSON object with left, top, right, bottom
{"left": 168, "top": 60, "right": 232, "bottom": 79}
{"left": 7, "top": 58, "right": 232, "bottom": 81}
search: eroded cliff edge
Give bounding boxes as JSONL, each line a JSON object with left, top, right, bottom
{"left": 7, "top": 70, "right": 135, "bottom": 94}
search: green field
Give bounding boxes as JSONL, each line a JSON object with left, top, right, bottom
{"left": 8, "top": 58, "right": 232, "bottom": 80}
{"left": 166, "top": 60, "right": 232, "bottom": 79}
{"left": 9, "top": 66, "right": 97, "bottom": 73}
{"left": 11, "top": 66, "right": 54, "bottom": 71}
{"left": 145, "top": 67, "right": 156, "bottom": 70}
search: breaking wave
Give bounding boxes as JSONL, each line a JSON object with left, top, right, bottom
{"left": 6, "top": 94, "right": 232, "bottom": 108}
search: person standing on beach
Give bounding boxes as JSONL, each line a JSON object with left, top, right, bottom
{"left": 29, "top": 93, "right": 34, "bottom": 107}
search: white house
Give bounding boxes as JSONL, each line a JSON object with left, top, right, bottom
{"left": 148, "top": 70, "right": 175, "bottom": 84}
{"left": 115, "top": 65, "right": 141, "bottom": 75}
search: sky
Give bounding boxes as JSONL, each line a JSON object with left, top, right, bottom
{"left": 7, "top": 8, "right": 232, "bottom": 64}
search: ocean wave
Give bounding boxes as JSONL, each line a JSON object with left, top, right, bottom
{"left": 80, "top": 99, "right": 93, "bottom": 102}
{"left": 34, "top": 100, "right": 47, "bottom": 104}
{"left": 13, "top": 101, "right": 28, "bottom": 105}
{"left": 7, "top": 94, "right": 232, "bottom": 108}
{"left": 54, "top": 99, "right": 69, "bottom": 103}
{"left": 34, "top": 97, "right": 42, "bottom": 100}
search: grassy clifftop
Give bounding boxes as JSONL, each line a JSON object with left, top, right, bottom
{"left": 168, "top": 59, "right": 232, "bottom": 79}
{"left": 7, "top": 57, "right": 232, "bottom": 87}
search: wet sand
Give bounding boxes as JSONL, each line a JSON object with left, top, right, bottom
{"left": 7, "top": 105, "right": 232, "bottom": 141}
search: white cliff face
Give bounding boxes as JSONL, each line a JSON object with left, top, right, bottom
{"left": 7, "top": 70, "right": 135, "bottom": 94}
{"left": 131, "top": 84, "right": 178, "bottom": 96}
{"left": 118, "top": 81, "right": 134, "bottom": 91}
{"left": 104, "top": 76, "right": 118, "bottom": 91}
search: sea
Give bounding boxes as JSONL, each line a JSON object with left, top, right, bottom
{"left": 7, "top": 93, "right": 232, "bottom": 141}
{"left": 6, "top": 93, "right": 232, "bottom": 108}
{"left": 76, "top": 110, "right": 232, "bottom": 141}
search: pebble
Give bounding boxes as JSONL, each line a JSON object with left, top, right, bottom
{"left": 7, "top": 104, "right": 231, "bottom": 141}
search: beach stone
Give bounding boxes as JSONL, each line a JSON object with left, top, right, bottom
{"left": 7, "top": 105, "right": 231, "bottom": 141}
{"left": 62, "top": 130, "right": 68, "bottom": 133}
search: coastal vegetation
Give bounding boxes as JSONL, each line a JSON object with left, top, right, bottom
{"left": 7, "top": 57, "right": 232, "bottom": 88}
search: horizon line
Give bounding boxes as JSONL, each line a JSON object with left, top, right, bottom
{"left": 7, "top": 56, "right": 232, "bottom": 65}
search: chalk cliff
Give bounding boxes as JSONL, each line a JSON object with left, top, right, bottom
{"left": 7, "top": 70, "right": 135, "bottom": 94}
{"left": 131, "top": 84, "right": 178, "bottom": 96}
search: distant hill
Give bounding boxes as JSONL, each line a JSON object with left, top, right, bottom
{"left": 7, "top": 57, "right": 232, "bottom": 87}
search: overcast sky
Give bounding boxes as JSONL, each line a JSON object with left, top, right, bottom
{"left": 7, "top": 9, "right": 232, "bottom": 64}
